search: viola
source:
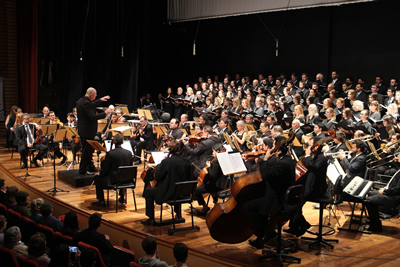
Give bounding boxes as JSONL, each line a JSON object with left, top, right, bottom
{"left": 197, "top": 147, "right": 226, "bottom": 186}
{"left": 35, "top": 128, "right": 43, "bottom": 144}
{"left": 243, "top": 150, "right": 267, "bottom": 159}
{"left": 140, "top": 156, "right": 158, "bottom": 188}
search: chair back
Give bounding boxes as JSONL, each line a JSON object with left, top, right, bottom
{"left": 284, "top": 184, "right": 305, "bottom": 205}
{"left": 55, "top": 231, "right": 76, "bottom": 246}
{"left": 0, "top": 245, "right": 18, "bottom": 267}
{"left": 7, "top": 209, "right": 22, "bottom": 228}
{"left": 333, "top": 175, "right": 344, "bottom": 204}
{"left": 110, "top": 246, "right": 136, "bottom": 267}
{"left": 172, "top": 180, "right": 198, "bottom": 202}
{"left": 17, "top": 255, "right": 40, "bottom": 267}
{"left": 78, "top": 241, "right": 107, "bottom": 267}
{"left": 130, "top": 262, "right": 144, "bottom": 267}
{"left": 37, "top": 224, "right": 56, "bottom": 248}
{"left": 117, "top": 166, "right": 137, "bottom": 185}
{"left": 0, "top": 203, "right": 8, "bottom": 218}
{"left": 20, "top": 216, "right": 37, "bottom": 243}
{"left": 364, "top": 166, "right": 370, "bottom": 180}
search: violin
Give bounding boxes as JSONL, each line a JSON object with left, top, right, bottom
{"left": 53, "top": 117, "right": 64, "bottom": 128}
{"left": 35, "top": 128, "right": 43, "bottom": 144}
{"left": 243, "top": 150, "right": 267, "bottom": 159}
{"left": 197, "top": 147, "right": 226, "bottom": 186}
{"left": 140, "top": 156, "right": 158, "bottom": 189}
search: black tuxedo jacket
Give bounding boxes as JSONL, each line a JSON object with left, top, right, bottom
{"left": 341, "top": 153, "right": 367, "bottom": 186}
{"left": 134, "top": 123, "right": 155, "bottom": 150}
{"left": 76, "top": 96, "right": 106, "bottom": 138}
{"left": 74, "top": 229, "right": 113, "bottom": 265}
{"left": 100, "top": 146, "right": 133, "bottom": 184}
{"left": 15, "top": 124, "right": 37, "bottom": 147}
{"left": 303, "top": 153, "right": 328, "bottom": 199}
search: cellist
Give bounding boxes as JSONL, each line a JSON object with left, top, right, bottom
{"left": 193, "top": 143, "right": 228, "bottom": 216}
{"left": 244, "top": 135, "right": 295, "bottom": 249}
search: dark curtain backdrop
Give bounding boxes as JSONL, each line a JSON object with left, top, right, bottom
{"left": 21, "top": 0, "right": 400, "bottom": 117}
{"left": 17, "top": 0, "right": 38, "bottom": 113}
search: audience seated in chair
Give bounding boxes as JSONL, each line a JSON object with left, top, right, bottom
{"left": 61, "top": 210, "right": 80, "bottom": 237}
{"left": 48, "top": 244, "right": 82, "bottom": 267}
{"left": 0, "top": 215, "right": 7, "bottom": 246}
{"left": 74, "top": 212, "right": 113, "bottom": 266}
{"left": 12, "top": 191, "right": 31, "bottom": 217}
{"left": 169, "top": 242, "right": 189, "bottom": 267}
{"left": 27, "top": 232, "right": 51, "bottom": 267}
{"left": 4, "top": 226, "right": 28, "bottom": 257}
{"left": 38, "top": 202, "right": 63, "bottom": 232}
{"left": 29, "top": 198, "right": 44, "bottom": 223}
{"left": 137, "top": 236, "right": 168, "bottom": 267}
{"left": 5, "top": 185, "right": 18, "bottom": 209}
{"left": 0, "top": 179, "right": 7, "bottom": 205}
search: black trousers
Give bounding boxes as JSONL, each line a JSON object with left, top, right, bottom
{"left": 94, "top": 175, "right": 127, "bottom": 202}
{"left": 243, "top": 197, "right": 270, "bottom": 238}
{"left": 79, "top": 137, "right": 96, "bottom": 173}
{"left": 19, "top": 143, "right": 48, "bottom": 164}
{"left": 195, "top": 183, "right": 219, "bottom": 206}
{"left": 143, "top": 187, "right": 181, "bottom": 220}
{"left": 130, "top": 140, "right": 147, "bottom": 160}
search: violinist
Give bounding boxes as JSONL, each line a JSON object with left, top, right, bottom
{"left": 45, "top": 111, "right": 67, "bottom": 164}
{"left": 66, "top": 113, "right": 77, "bottom": 127}
{"left": 244, "top": 135, "right": 295, "bottom": 249}
{"left": 182, "top": 125, "right": 221, "bottom": 179}
{"left": 115, "top": 109, "right": 126, "bottom": 123}
{"left": 66, "top": 113, "right": 81, "bottom": 164}
{"left": 99, "top": 112, "right": 118, "bottom": 141}
{"left": 193, "top": 143, "right": 228, "bottom": 215}
{"left": 130, "top": 116, "right": 155, "bottom": 165}
{"left": 91, "top": 133, "right": 132, "bottom": 207}
{"left": 141, "top": 140, "right": 191, "bottom": 226}
{"left": 41, "top": 106, "right": 50, "bottom": 118}
{"left": 15, "top": 113, "right": 48, "bottom": 169}
{"left": 165, "top": 118, "right": 184, "bottom": 140}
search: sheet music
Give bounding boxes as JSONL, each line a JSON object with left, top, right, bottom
{"left": 217, "top": 152, "right": 247, "bottom": 176}
{"left": 111, "top": 126, "right": 133, "bottom": 133}
{"left": 104, "top": 140, "right": 134, "bottom": 155}
{"left": 223, "top": 144, "right": 233, "bottom": 152}
{"left": 151, "top": 152, "right": 169, "bottom": 165}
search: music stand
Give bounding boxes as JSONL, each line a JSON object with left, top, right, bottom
{"left": 63, "top": 126, "right": 80, "bottom": 170}
{"left": 45, "top": 129, "right": 69, "bottom": 196}
{"left": 86, "top": 140, "right": 107, "bottom": 190}
{"left": 137, "top": 109, "right": 153, "bottom": 121}
{"left": 17, "top": 148, "right": 42, "bottom": 181}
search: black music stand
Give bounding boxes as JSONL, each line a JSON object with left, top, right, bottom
{"left": 45, "top": 132, "right": 69, "bottom": 196}
{"left": 17, "top": 149, "right": 41, "bottom": 181}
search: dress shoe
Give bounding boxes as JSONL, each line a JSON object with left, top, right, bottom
{"left": 91, "top": 201, "right": 106, "bottom": 207}
{"left": 141, "top": 219, "right": 156, "bottom": 226}
{"left": 264, "top": 230, "right": 277, "bottom": 242}
{"left": 118, "top": 197, "right": 125, "bottom": 204}
{"left": 31, "top": 159, "right": 39, "bottom": 167}
{"left": 21, "top": 163, "right": 27, "bottom": 169}
{"left": 134, "top": 160, "right": 142, "bottom": 165}
{"left": 364, "top": 225, "right": 382, "bottom": 232}
{"left": 296, "top": 221, "right": 311, "bottom": 237}
{"left": 193, "top": 207, "right": 210, "bottom": 216}
{"left": 87, "top": 170, "right": 96, "bottom": 175}
{"left": 313, "top": 204, "right": 320, "bottom": 209}
{"left": 283, "top": 227, "right": 298, "bottom": 235}
{"left": 248, "top": 238, "right": 265, "bottom": 249}
{"left": 60, "top": 156, "right": 67, "bottom": 164}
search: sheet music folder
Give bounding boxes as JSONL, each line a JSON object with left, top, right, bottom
{"left": 217, "top": 152, "right": 247, "bottom": 176}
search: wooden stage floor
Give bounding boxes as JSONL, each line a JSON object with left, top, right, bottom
{"left": 2, "top": 146, "right": 400, "bottom": 267}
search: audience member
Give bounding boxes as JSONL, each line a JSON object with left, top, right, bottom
{"left": 74, "top": 212, "right": 112, "bottom": 265}
{"left": 48, "top": 244, "right": 81, "bottom": 267}
{"left": 38, "top": 202, "right": 63, "bottom": 232}
{"left": 5, "top": 185, "right": 18, "bottom": 208}
{"left": 80, "top": 247, "right": 97, "bottom": 267}
{"left": 13, "top": 191, "right": 31, "bottom": 217}
{"left": 0, "top": 215, "right": 7, "bottom": 245}
{"left": 0, "top": 179, "right": 6, "bottom": 204}
{"left": 29, "top": 198, "right": 44, "bottom": 223}
{"left": 138, "top": 236, "right": 168, "bottom": 267}
{"left": 4, "top": 226, "right": 28, "bottom": 257}
{"left": 27, "top": 233, "right": 51, "bottom": 267}
{"left": 61, "top": 210, "right": 80, "bottom": 237}
{"left": 169, "top": 243, "right": 189, "bottom": 267}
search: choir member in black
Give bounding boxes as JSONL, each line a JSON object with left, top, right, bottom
{"left": 338, "top": 108, "right": 355, "bottom": 140}
{"left": 193, "top": 143, "right": 228, "bottom": 215}
{"left": 130, "top": 116, "right": 155, "bottom": 165}
{"left": 179, "top": 114, "right": 191, "bottom": 135}
{"left": 165, "top": 118, "right": 184, "bottom": 140}
{"left": 279, "top": 99, "right": 292, "bottom": 117}
{"left": 305, "top": 104, "right": 320, "bottom": 125}
{"left": 375, "top": 115, "right": 395, "bottom": 144}
{"left": 173, "top": 87, "right": 185, "bottom": 119}
{"left": 365, "top": 162, "right": 400, "bottom": 232}
{"left": 352, "top": 100, "right": 364, "bottom": 120}
{"left": 314, "top": 123, "right": 326, "bottom": 138}
{"left": 334, "top": 98, "right": 345, "bottom": 115}
{"left": 222, "top": 98, "right": 232, "bottom": 111}
{"left": 232, "top": 120, "right": 249, "bottom": 153}
{"left": 369, "top": 101, "right": 381, "bottom": 121}
{"left": 15, "top": 113, "right": 48, "bottom": 169}
{"left": 357, "top": 110, "right": 373, "bottom": 135}
{"left": 163, "top": 87, "right": 174, "bottom": 116}
{"left": 293, "top": 105, "right": 305, "bottom": 123}
{"left": 182, "top": 125, "right": 221, "bottom": 179}
{"left": 76, "top": 88, "right": 112, "bottom": 175}
{"left": 322, "top": 108, "right": 336, "bottom": 130}
{"left": 338, "top": 139, "right": 367, "bottom": 186}
{"left": 245, "top": 136, "right": 295, "bottom": 248}
{"left": 91, "top": 133, "right": 132, "bottom": 206}
{"left": 5, "top": 105, "right": 19, "bottom": 148}
{"left": 141, "top": 140, "right": 191, "bottom": 226}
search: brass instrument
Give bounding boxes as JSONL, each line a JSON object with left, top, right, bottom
{"left": 366, "top": 141, "right": 381, "bottom": 162}
{"left": 376, "top": 139, "right": 400, "bottom": 154}
{"left": 368, "top": 151, "right": 400, "bottom": 168}
{"left": 283, "top": 127, "right": 293, "bottom": 134}
{"left": 323, "top": 151, "right": 352, "bottom": 158}
{"left": 348, "top": 135, "right": 374, "bottom": 142}
{"left": 306, "top": 131, "right": 315, "bottom": 137}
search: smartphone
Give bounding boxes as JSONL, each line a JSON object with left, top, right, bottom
{"left": 69, "top": 246, "right": 78, "bottom": 253}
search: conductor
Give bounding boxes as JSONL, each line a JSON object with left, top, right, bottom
{"left": 77, "top": 87, "right": 113, "bottom": 175}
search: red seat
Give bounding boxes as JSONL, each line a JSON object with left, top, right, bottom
{"left": 111, "top": 245, "right": 136, "bottom": 267}
{"left": 0, "top": 203, "right": 8, "bottom": 219}
{"left": 20, "top": 216, "right": 37, "bottom": 243}
{"left": 7, "top": 209, "right": 22, "bottom": 228}
{"left": 78, "top": 241, "right": 107, "bottom": 267}
{"left": 55, "top": 231, "right": 76, "bottom": 246}
{"left": 37, "top": 224, "right": 56, "bottom": 248}
{"left": 17, "top": 255, "right": 41, "bottom": 267}
{"left": 0, "top": 245, "right": 19, "bottom": 267}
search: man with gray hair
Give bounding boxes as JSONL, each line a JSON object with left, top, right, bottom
{"left": 4, "top": 226, "right": 28, "bottom": 257}
{"left": 76, "top": 87, "right": 113, "bottom": 175}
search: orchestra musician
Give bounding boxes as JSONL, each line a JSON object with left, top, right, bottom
{"left": 232, "top": 120, "right": 249, "bottom": 152}
{"left": 141, "top": 140, "right": 191, "bottom": 226}
{"left": 91, "top": 133, "right": 132, "bottom": 207}
{"left": 214, "top": 118, "right": 231, "bottom": 142}
{"left": 292, "top": 119, "right": 305, "bottom": 158}
{"left": 364, "top": 165, "right": 400, "bottom": 232}
{"left": 15, "top": 113, "right": 48, "bottom": 169}
{"left": 99, "top": 112, "right": 118, "bottom": 141}
{"left": 337, "top": 139, "right": 367, "bottom": 186}
{"left": 130, "top": 116, "right": 155, "bottom": 165}
{"left": 182, "top": 125, "right": 221, "bottom": 179}
{"left": 65, "top": 113, "right": 81, "bottom": 164}
{"left": 245, "top": 135, "right": 295, "bottom": 249}
{"left": 45, "top": 111, "right": 67, "bottom": 164}
{"left": 165, "top": 118, "right": 184, "bottom": 140}
{"left": 115, "top": 108, "right": 126, "bottom": 123}
{"left": 41, "top": 106, "right": 50, "bottom": 118}
{"left": 193, "top": 143, "right": 228, "bottom": 215}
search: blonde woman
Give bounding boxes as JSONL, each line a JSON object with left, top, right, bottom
{"left": 306, "top": 104, "right": 320, "bottom": 125}
{"left": 369, "top": 100, "right": 381, "bottom": 121}
{"left": 352, "top": 100, "right": 364, "bottom": 120}
{"left": 232, "top": 120, "right": 248, "bottom": 152}
{"left": 322, "top": 108, "right": 336, "bottom": 130}
{"left": 293, "top": 105, "right": 305, "bottom": 123}
{"left": 215, "top": 90, "right": 225, "bottom": 105}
